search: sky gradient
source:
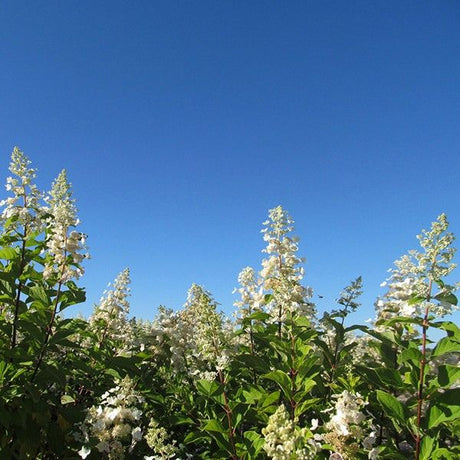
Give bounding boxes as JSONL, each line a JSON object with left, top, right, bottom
{"left": 1, "top": 1, "right": 459, "bottom": 324}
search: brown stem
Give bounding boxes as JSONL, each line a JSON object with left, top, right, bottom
{"left": 217, "top": 369, "right": 239, "bottom": 460}
{"left": 211, "top": 333, "right": 239, "bottom": 460}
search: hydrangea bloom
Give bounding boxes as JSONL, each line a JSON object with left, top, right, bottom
{"left": 375, "top": 214, "right": 458, "bottom": 332}
{"left": 76, "top": 376, "right": 144, "bottom": 459}
{"left": 323, "top": 391, "right": 367, "bottom": 459}
{"left": 260, "top": 206, "right": 315, "bottom": 323}
{"left": 43, "top": 169, "right": 88, "bottom": 282}
{"left": 262, "top": 405, "right": 318, "bottom": 460}
{"left": 158, "top": 284, "right": 233, "bottom": 380}
{"left": 0, "top": 147, "right": 44, "bottom": 232}
{"left": 90, "top": 268, "right": 132, "bottom": 348}
{"left": 144, "top": 419, "right": 178, "bottom": 459}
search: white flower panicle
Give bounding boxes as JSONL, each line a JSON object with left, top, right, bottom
{"left": 326, "top": 391, "right": 366, "bottom": 437}
{"left": 182, "top": 284, "right": 232, "bottom": 378}
{"left": 0, "top": 147, "right": 44, "bottom": 231}
{"left": 234, "top": 266, "right": 264, "bottom": 318}
{"left": 44, "top": 169, "right": 88, "bottom": 282}
{"left": 160, "top": 284, "right": 233, "bottom": 380}
{"left": 90, "top": 268, "right": 131, "bottom": 346}
{"left": 260, "top": 206, "right": 315, "bottom": 322}
{"left": 145, "top": 419, "right": 178, "bottom": 459}
{"left": 375, "top": 214, "right": 457, "bottom": 325}
{"left": 323, "top": 391, "right": 367, "bottom": 459}
{"left": 262, "top": 405, "right": 319, "bottom": 460}
{"left": 76, "top": 376, "right": 144, "bottom": 460}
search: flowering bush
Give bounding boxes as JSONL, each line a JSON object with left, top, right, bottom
{"left": 0, "top": 148, "right": 458, "bottom": 459}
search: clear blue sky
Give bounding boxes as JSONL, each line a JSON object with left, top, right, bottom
{"left": 1, "top": 1, "right": 459, "bottom": 325}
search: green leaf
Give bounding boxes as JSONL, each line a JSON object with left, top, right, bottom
{"left": 237, "top": 354, "right": 270, "bottom": 373}
{"left": 104, "top": 368, "right": 121, "bottom": 379}
{"left": 0, "top": 247, "right": 18, "bottom": 260}
{"left": 383, "top": 316, "right": 424, "bottom": 327}
{"left": 264, "top": 294, "right": 274, "bottom": 304}
{"left": 376, "top": 390, "right": 406, "bottom": 424}
{"left": 374, "top": 367, "right": 404, "bottom": 388}
{"left": 431, "top": 337, "right": 460, "bottom": 358}
{"left": 29, "top": 285, "right": 50, "bottom": 306}
{"left": 196, "top": 379, "right": 222, "bottom": 397}
{"left": 431, "top": 321, "right": 460, "bottom": 338}
{"left": 420, "top": 435, "right": 435, "bottom": 460}
{"left": 434, "top": 292, "right": 458, "bottom": 306}
{"left": 295, "top": 398, "right": 321, "bottom": 417}
{"left": 260, "top": 390, "right": 281, "bottom": 409}
{"left": 427, "top": 404, "right": 460, "bottom": 429}
{"left": 184, "top": 430, "right": 208, "bottom": 444}
{"left": 60, "top": 395, "right": 75, "bottom": 405}
{"left": 245, "top": 311, "right": 271, "bottom": 322}
{"left": 408, "top": 295, "right": 426, "bottom": 306}
{"left": 438, "top": 365, "right": 460, "bottom": 387}
{"left": 432, "top": 448, "right": 459, "bottom": 459}
{"left": 263, "top": 370, "right": 291, "bottom": 397}
{"left": 399, "top": 347, "right": 423, "bottom": 365}
{"left": 204, "top": 419, "right": 226, "bottom": 434}
{"left": 434, "top": 388, "right": 460, "bottom": 406}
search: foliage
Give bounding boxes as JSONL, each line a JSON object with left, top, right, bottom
{"left": 0, "top": 147, "right": 458, "bottom": 459}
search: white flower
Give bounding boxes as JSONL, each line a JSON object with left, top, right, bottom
{"left": 363, "top": 431, "right": 377, "bottom": 450}
{"left": 78, "top": 446, "right": 91, "bottom": 459}
{"left": 132, "top": 426, "right": 142, "bottom": 441}
{"left": 326, "top": 391, "right": 366, "bottom": 438}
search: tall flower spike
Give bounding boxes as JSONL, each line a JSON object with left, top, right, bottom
{"left": 90, "top": 268, "right": 131, "bottom": 347}
{"left": 260, "top": 205, "right": 315, "bottom": 323}
{"left": 44, "top": 169, "right": 87, "bottom": 281}
{"left": 375, "top": 214, "right": 457, "bottom": 325}
{"left": 234, "top": 266, "right": 264, "bottom": 322}
{"left": 0, "top": 147, "right": 43, "bottom": 232}
{"left": 166, "top": 284, "right": 232, "bottom": 380}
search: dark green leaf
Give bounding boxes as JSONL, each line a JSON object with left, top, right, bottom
{"left": 376, "top": 390, "right": 406, "bottom": 424}
{"left": 263, "top": 370, "right": 291, "bottom": 397}
{"left": 438, "top": 365, "right": 460, "bottom": 387}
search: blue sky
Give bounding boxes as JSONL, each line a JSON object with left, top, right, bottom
{"left": 1, "top": 1, "right": 459, "bottom": 325}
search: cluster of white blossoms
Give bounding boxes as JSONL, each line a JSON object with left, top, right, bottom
{"left": 234, "top": 206, "right": 314, "bottom": 331}
{"left": 90, "top": 268, "right": 132, "bottom": 347}
{"left": 260, "top": 206, "right": 315, "bottom": 322}
{"left": 323, "top": 391, "right": 367, "bottom": 459}
{"left": 77, "top": 376, "right": 144, "bottom": 460}
{"left": 43, "top": 169, "right": 88, "bottom": 282}
{"left": 233, "top": 266, "right": 265, "bottom": 322}
{"left": 158, "top": 284, "right": 233, "bottom": 380}
{"left": 262, "top": 405, "right": 320, "bottom": 460}
{"left": 326, "top": 390, "right": 366, "bottom": 437}
{"left": 144, "top": 419, "right": 178, "bottom": 459}
{"left": 375, "top": 214, "right": 458, "bottom": 325}
{"left": 0, "top": 147, "right": 44, "bottom": 232}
